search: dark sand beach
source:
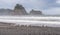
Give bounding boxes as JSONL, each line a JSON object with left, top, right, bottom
{"left": 0, "top": 22, "right": 59, "bottom": 35}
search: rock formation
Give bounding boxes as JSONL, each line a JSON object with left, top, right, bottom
{"left": 30, "top": 9, "right": 42, "bottom": 15}
{"left": 0, "top": 9, "right": 13, "bottom": 15}
{"left": 13, "top": 4, "right": 27, "bottom": 15}
{"left": 0, "top": 4, "right": 43, "bottom": 16}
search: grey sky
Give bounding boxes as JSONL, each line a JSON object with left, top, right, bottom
{"left": 0, "top": 0, "right": 60, "bottom": 15}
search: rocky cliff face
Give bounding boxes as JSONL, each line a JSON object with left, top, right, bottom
{"left": 30, "top": 9, "right": 42, "bottom": 15}
{"left": 13, "top": 4, "right": 27, "bottom": 15}
{"left": 0, "top": 4, "right": 28, "bottom": 16}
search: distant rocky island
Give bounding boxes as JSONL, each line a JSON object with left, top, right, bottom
{"left": 0, "top": 4, "right": 42, "bottom": 16}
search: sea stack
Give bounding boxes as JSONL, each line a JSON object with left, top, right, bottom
{"left": 14, "top": 4, "right": 27, "bottom": 15}
{"left": 30, "top": 9, "right": 42, "bottom": 15}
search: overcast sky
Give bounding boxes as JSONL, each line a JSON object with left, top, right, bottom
{"left": 0, "top": 0, "right": 60, "bottom": 15}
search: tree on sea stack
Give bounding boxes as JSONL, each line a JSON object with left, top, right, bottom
{"left": 14, "top": 4, "right": 24, "bottom": 9}
{"left": 15, "top": 4, "right": 20, "bottom": 9}
{"left": 14, "top": 4, "right": 27, "bottom": 15}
